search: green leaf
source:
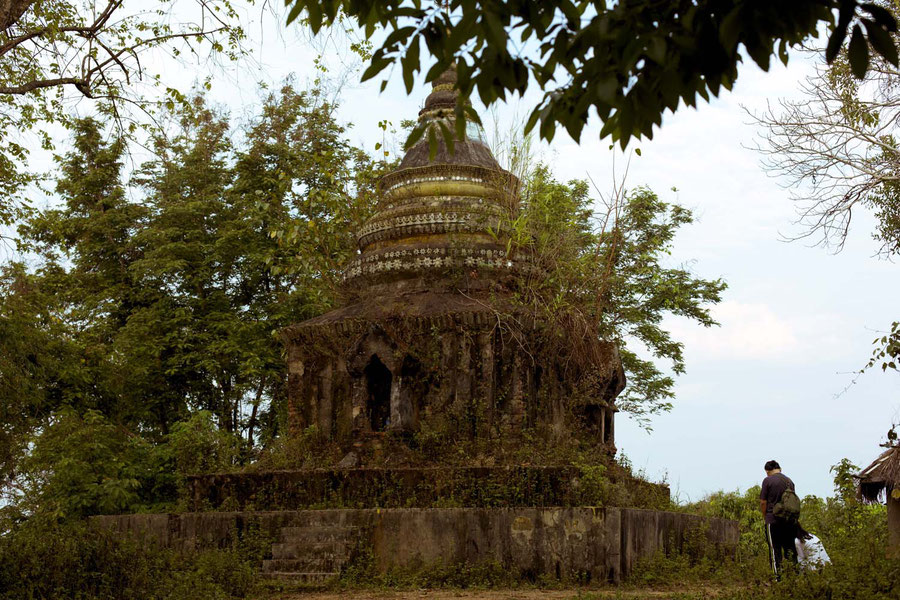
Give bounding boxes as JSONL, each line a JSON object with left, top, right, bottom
{"left": 286, "top": 2, "right": 306, "bottom": 26}
{"left": 427, "top": 125, "right": 438, "bottom": 159}
{"left": 438, "top": 121, "right": 455, "bottom": 155}
{"left": 719, "top": 8, "right": 742, "bottom": 50}
{"left": 827, "top": 15, "right": 851, "bottom": 63}
{"left": 861, "top": 3, "right": 898, "bottom": 31}
{"left": 848, "top": 24, "right": 870, "bottom": 79}
{"left": 863, "top": 18, "right": 899, "bottom": 66}
{"left": 402, "top": 62, "right": 414, "bottom": 93}
{"left": 404, "top": 122, "right": 427, "bottom": 150}
{"left": 361, "top": 55, "right": 390, "bottom": 82}
{"left": 454, "top": 103, "right": 467, "bottom": 140}
{"left": 646, "top": 36, "right": 667, "bottom": 64}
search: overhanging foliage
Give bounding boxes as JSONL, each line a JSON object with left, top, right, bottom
{"left": 285, "top": 0, "right": 899, "bottom": 150}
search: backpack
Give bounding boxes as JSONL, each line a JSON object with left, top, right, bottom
{"left": 773, "top": 487, "right": 801, "bottom": 522}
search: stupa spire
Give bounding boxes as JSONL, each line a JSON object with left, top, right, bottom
{"left": 342, "top": 65, "right": 518, "bottom": 294}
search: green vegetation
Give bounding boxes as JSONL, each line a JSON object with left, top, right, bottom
{"left": 286, "top": 1, "right": 899, "bottom": 149}
{"left": 631, "top": 460, "right": 897, "bottom": 600}
{"left": 0, "top": 5, "right": 896, "bottom": 600}
{"left": 0, "top": 457, "right": 894, "bottom": 598}
{"left": 339, "top": 551, "right": 520, "bottom": 589}
{"left": 0, "top": 0, "right": 250, "bottom": 228}
{"left": 0, "top": 518, "right": 263, "bottom": 600}
{"left": 0, "top": 81, "right": 719, "bottom": 504}
{"left": 0, "top": 76, "right": 724, "bottom": 596}
{"left": 0, "top": 83, "right": 385, "bottom": 496}
{"left": 508, "top": 166, "right": 725, "bottom": 425}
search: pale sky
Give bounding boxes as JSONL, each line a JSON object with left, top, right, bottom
{"left": 19, "top": 6, "right": 900, "bottom": 501}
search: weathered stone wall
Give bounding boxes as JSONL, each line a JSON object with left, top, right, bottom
{"left": 91, "top": 507, "right": 738, "bottom": 583}
{"left": 184, "top": 466, "right": 671, "bottom": 511}
{"left": 284, "top": 313, "right": 623, "bottom": 448}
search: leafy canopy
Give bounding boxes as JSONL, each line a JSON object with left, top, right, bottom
{"left": 285, "top": 0, "right": 899, "bottom": 150}
{"left": 0, "top": 0, "right": 249, "bottom": 228}
{"left": 751, "top": 3, "right": 900, "bottom": 380}
{"left": 12, "top": 408, "right": 168, "bottom": 519}
{"left": 1, "top": 83, "right": 385, "bottom": 489}
{"left": 512, "top": 166, "right": 726, "bottom": 425}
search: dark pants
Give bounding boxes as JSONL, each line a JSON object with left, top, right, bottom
{"left": 765, "top": 521, "right": 797, "bottom": 579}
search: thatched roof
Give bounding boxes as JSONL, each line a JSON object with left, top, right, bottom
{"left": 857, "top": 445, "right": 900, "bottom": 503}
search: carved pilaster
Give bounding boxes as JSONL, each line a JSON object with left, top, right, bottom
{"left": 318, "top": 361, "right": 334, "bottom": 436}
{"left": 439, "top": 330, "right": 457, "bottom": 413}
{"left": 455, "top": 333, "right": 472, "bottom": 435}
{"left": 476, "top": 330, "right": 495, "bottom": 433}
{"left": 350, "top": 377, "right": 368, "bottom": 433}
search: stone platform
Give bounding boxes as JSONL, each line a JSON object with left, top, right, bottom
{"left": 92, "top": 507, "right": 738, "bottom": 584}
{"left": 184, "top": 466, "right": 670, "bottom": 511}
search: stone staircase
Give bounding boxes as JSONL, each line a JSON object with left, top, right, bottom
{"left": 261, "top": 522, "right": 359, "bottom": 584}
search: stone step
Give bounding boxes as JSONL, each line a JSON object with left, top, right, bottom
{"left": 271, "top": 540, "right": 352, "bottom": 559}
{"left": 278, "top": 525, "right": 358, "bottom": 543}
{"left": 261, "top": 571, "right": 339, "bottom": 585}
{"left": 262, "top": 557, "right": 346, "bottom": 573}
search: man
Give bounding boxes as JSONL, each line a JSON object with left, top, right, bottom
{"left": 760, "top": 460, "right": 797, "bottom": 580}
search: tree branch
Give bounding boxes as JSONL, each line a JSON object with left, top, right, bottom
{"left": 0, "top": 76, "right": 86, "bottom": 95}
{"left": 0, "top": 0, "right": 120, "bottom": 57}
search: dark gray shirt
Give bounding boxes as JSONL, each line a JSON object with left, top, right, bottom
{"left": 760, "top": 472, "right": 795, "bottom": 525}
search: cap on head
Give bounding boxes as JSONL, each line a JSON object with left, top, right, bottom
{"left": 764, "top": 460, "right": 780, "bottom": 471}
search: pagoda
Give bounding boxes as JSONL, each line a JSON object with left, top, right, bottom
{"left": 101, "top": 70, "right": 740, "bottom": 586}
{"left": 280, "top": 67, "right": 624, "bottom": 457}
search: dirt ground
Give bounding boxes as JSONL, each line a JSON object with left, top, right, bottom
{"left": 253, "top": 586, "right": 750, "bottom": 600}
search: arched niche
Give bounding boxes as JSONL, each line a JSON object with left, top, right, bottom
{"left": 348, "top": 331, "right": 399, "bottom": 434}
{"left": 364, "top": 354, "right": 392, "bottom": 431}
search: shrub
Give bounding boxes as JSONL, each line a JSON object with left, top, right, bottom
{"left": 10, "top": 408, "right": 175, "bottom": 520}
{"left": 638, "top": 459, "right": 900, "bottom": 600}
{"left": 167, "top": 411, "right": 242, "bottom": 478}
{"left": 0, "top": 517, "right": 259, "bottom": 599}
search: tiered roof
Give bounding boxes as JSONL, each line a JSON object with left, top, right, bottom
{"left": 343, "top": 67, "right": 518, "bottom": 292}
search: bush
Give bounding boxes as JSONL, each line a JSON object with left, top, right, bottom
{"left": 762, "top": 460, "right": 897, "bottom": 599}
{"left": 634, "top": 459, "right": 900, "bottom": 600}
{"left": 167, "top": 411, "right": 242, "bottom": 478}
{"left": 339, "top": 549, "right": 520, "bottom": 590}
{"left": 10, "top": 408, "right": 175, "bottom": 520}
{"left": 0, "top": 517, "right": 259, "bottom": 599}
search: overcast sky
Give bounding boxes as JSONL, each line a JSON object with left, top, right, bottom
{"left": 22, "top": 7, "right": 900, "bottom": 501}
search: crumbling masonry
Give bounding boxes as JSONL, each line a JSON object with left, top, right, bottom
{"left": 281, "top": 68, "right": 624, "bottom": 453}
{"left": 95, "top": 69, "right": 739, "bottom": 585}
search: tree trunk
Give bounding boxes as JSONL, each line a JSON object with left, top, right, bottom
{"left": 889, "top": 492, "right": 900, "bottom": 559}
{"left": 0, "top": 0, "right": 32, "bottom": 30}
{"left": 246, "top": 376, "right": 266, "bottom": 448}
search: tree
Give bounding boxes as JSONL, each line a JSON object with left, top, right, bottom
{"left": 17, "top": 118, "right": 153, "bottom": 425}
{"left": 0, "top": 263, "right": 61, "bottom": 491}
{"left": 754, "top": 43, "right": 900, "bottom": 254}
{"left": 511, "top": 166, "right": 726, "bottom": 425}
{"left": 226, "top": 84, "right": 385, "bottom": 443}
{"left": 128, "top": 88, "right": 384, "bottom": 444}
{"left": 285, "top": 0, "right": 900, "bottom": 151}
{"left": 5, "top": 83, "right": 385, "bottom": 459}
{"left": 0, "top": 0, "right": 249, "bottom": 226}
{"left": 0, "top": 119, "right": 147, "bottom": 491}
{"left": 751, "top": 4, "right": 900, "bottom": 376}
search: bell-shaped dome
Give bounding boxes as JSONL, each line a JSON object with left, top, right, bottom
{"left": 343, "top": 66, "right": 519, "bottom": 293}
{"left": 398, "top": 68, "right": 498, "bottom": 171}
